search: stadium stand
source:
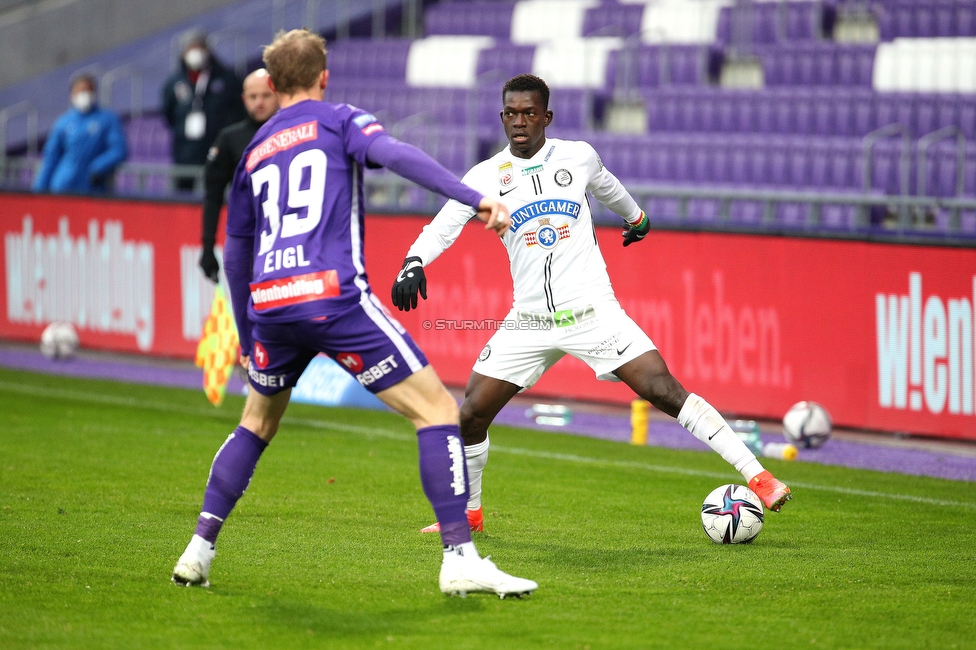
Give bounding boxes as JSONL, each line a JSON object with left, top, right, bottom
{"left": 2, "top": 0, "right": 975, "bottom": 237}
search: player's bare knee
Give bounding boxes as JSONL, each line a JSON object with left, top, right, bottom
{"left": 414, "top": 386, "right": 459, "bottom": 429}
{"left": 642, "top": 373, "right": 687, "bottom": 418}
{"left": 458, "top": 401, "right": 489, "bottom": 445}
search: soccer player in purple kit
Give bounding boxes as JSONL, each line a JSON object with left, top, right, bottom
{"left": 171, "top": 29, "right": 537, "bottom": 599}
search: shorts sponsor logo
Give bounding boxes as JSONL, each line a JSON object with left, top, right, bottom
{"left": 248, "top": 366, "right": 287, "bottom": 388}
{"left": 499, "top": 161, "right": 513, "bottom": 186}
{"left": 521, "top": 164, "right": 544, "bottom": 176}
{"left": 246, "top": 121, "right": 318, "bottom": 170}
{"left": 336, "top": 352, "right": 364, "bottom": 373}
{"left": 554, "top": 169, "right": 572, "bottom": 187}
{"left": 554, "top": 305, "right": 596, "bottom": 328}
{"left": 249, "top": 269, "right": 340, "bottom": 311}
{"left": 587, "top": 332, "right": 622, "bottom": 357}
{"left": 356, "top": 354, "right": 400, "bottom": 387}
{"left": 478, "top": 344, "right": 491, "bottom": 361}
{"left": 253, "top": 341, "right": 269, "bottom": 369}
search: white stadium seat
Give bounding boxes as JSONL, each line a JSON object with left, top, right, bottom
{"left": 873, "top": 37, "right": 976, "bottom": 93}
{"left": 532, "top": 37, "right": 623, "bottom": 88}
{"left": 510, "top": 0, "right": 599, "bottom": 44}
{"left": 406, "top": 36, "right": 495, "bottom": 88}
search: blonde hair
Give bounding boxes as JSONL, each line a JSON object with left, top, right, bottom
{"left": 262, "top": 29, "right": 327, "bottom": 95}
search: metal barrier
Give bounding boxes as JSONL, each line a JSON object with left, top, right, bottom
{"left": 2, "top": 160, "right": 973, "bottom": 244}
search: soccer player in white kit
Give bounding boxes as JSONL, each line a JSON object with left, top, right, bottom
{"left": 391, "top": 75, "right": 792, "bottom": 533}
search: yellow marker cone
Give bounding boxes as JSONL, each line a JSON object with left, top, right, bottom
{"left": 195, "top": 285, "right": 239, "bottom": 406}
{"left": 631, "top": 399, "right": 649, "bottom": 445}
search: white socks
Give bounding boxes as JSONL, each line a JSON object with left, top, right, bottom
{"left": 443, "top": 541, "right": 478, "bottom": 561}
{"left": 464, "top": 436, "right": 490, "bottom": 511}
{"left": 677, "top": 393, "right": 764, "bottom": 482}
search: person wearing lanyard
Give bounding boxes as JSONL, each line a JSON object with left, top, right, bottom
{"left": 161, "top": 32, "right": 245, "bottom": 191}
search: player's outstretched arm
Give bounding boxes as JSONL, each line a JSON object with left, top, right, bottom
{"left": 476, "top": 197, "right": 512, "bottom": 235}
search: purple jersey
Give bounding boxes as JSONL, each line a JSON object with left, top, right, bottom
{"left": 227, "top": 100, "right": 388, "bottom": 323}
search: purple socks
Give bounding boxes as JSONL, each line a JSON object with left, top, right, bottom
{"left": 193, "top": 426, "right": 268, "bottom": 544}
{"left": 417, "top": 424, "right": 472, "bottom": 547}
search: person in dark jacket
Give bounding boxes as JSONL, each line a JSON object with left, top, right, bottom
{"left": 32, "top": 74, "right": 127, "bottom": 194}
{"left": 199, "top": 68, "right": 279, "bottom": 282}
{"left": 161, "top": 32, "right": 245, "bottom": 190}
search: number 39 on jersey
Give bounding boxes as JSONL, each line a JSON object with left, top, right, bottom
{"left": 251, "top": 148, "right": 327, "bottom": 272}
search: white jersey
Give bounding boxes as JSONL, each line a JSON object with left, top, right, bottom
{"left": 407, "top": 138, "right": 642, "bottom": 313}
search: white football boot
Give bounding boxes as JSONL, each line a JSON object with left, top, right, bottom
{"left": 439, "top": 552, "right": 537, "bottom": 599}
{"left": 172, "top": 534, "right": 216, "bottom": 587}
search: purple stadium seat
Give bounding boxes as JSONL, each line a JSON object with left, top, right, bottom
{"left": 870, "top": 139, "right": 905, "bottom": 195}
{"left": 476, "top": 44, "right": 536, "bottom": 83}
{"left": 958, "top": 99, "right": 976, "bottom": 139}
{"left": 785, "top": 136, "right": 812, "bottom": 187}
{"left": 582, "top": 1, "right": 644, "bottom": 38}
{"left": 328, "top": 39, "right": 412, "bottom": 81}
{"left": 965, "top": 152, "right": 976, "bottom": 196}
{"left": 836, "top": 44, "right": 876, "bottom": 86}
{"left": 933, "top": 1, "right": 954, "bottom": 37}
{"left": 874, "top": 93, "right": 915, "bottom": 134}
{"left": 913, "top": 94, "right": 937, "bottom": 137}
{"left": 852, "top": 91, "right": 877, "bottom": 136}
{"left": 424, "top": 1, "right": 514, "bottom": 38}
{"left": 755, "top": 3, "right": 780, "bottom": 44}
{"left": 958, "top": 4, "right": 976, "bottom": 36}
{"left": 808, "top": 139, "right": 831, "bottom": 188}
{"left": 549, "top": 89, "right": 592, "bottom": 131}
{"left": 668, "top": 46, "right": 707, "bottom": 84}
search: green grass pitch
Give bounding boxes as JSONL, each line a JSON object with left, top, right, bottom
{"left": 1, "top": 367, "right": 974, "bottom": 649}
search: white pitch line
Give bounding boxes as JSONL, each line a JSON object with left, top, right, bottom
{"left": 3, "top": 380, "right": 974, "bottom": 510}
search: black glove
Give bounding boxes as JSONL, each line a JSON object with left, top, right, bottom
{"left": 391, "top": 256, "right": 426, "bottom": 311}
{"left": 199, "top": 246, "right": 220, "bottom": 283}
{"left": 622, "top": 212, "right": 649, "bottom": 247}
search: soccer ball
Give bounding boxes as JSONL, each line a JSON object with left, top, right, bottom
{"left": 700, "top": 484, "right": 764, "bottom": 544}
{"left": 782, "top": 401, "right": 832, "bottom": 449}
{"left": 39, "top": 321, "right": 79, "bottom": 360}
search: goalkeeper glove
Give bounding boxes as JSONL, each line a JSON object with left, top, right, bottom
{"left": 622, "top": 211, "right": 649, "bottom": 247}
{"left": 392, "top": 256, "right": 427, "bottom": 311}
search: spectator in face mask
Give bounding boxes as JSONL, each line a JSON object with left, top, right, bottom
{"left": 31, "top": 74, "right": 128, "bottom": 194}
{"left": 161, "top": 31, "right": 245, "bottom": 191}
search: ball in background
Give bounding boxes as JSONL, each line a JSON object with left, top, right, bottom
{"left": 39, "top": 321, "right": 79, "bottom": 360}
{"left": 700, "top": 484, "right": 764, "bottom": 544}
{"left": 783, "top": 400, "right": 832, "bottom": 448}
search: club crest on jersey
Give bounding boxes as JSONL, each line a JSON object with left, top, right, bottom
{"left": 524, "top": 217, "right": 570, "bottom": 250}
{"left": 498, "top": 161, "right": 514, "bottom": 186}
{"left": 554, "top": 169, "right": 572, "bottom": 187}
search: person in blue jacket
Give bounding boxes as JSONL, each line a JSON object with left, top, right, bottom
{"left": 32, "top": 74, "right": 128, "bottom": 194}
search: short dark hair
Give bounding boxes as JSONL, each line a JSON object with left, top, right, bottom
{"left": 502, "top": 74, "right": 550, "bottom": 111}
{"left": 70, "top": 73, "right": 97, "bottom": 92}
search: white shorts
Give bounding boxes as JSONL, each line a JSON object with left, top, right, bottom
{"left": 472, "top": 301, "right": 656, "bottom": 390}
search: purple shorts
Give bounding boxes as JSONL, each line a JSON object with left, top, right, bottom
{"left": 246, "top": 294, "right": 428, "bottom": 396}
